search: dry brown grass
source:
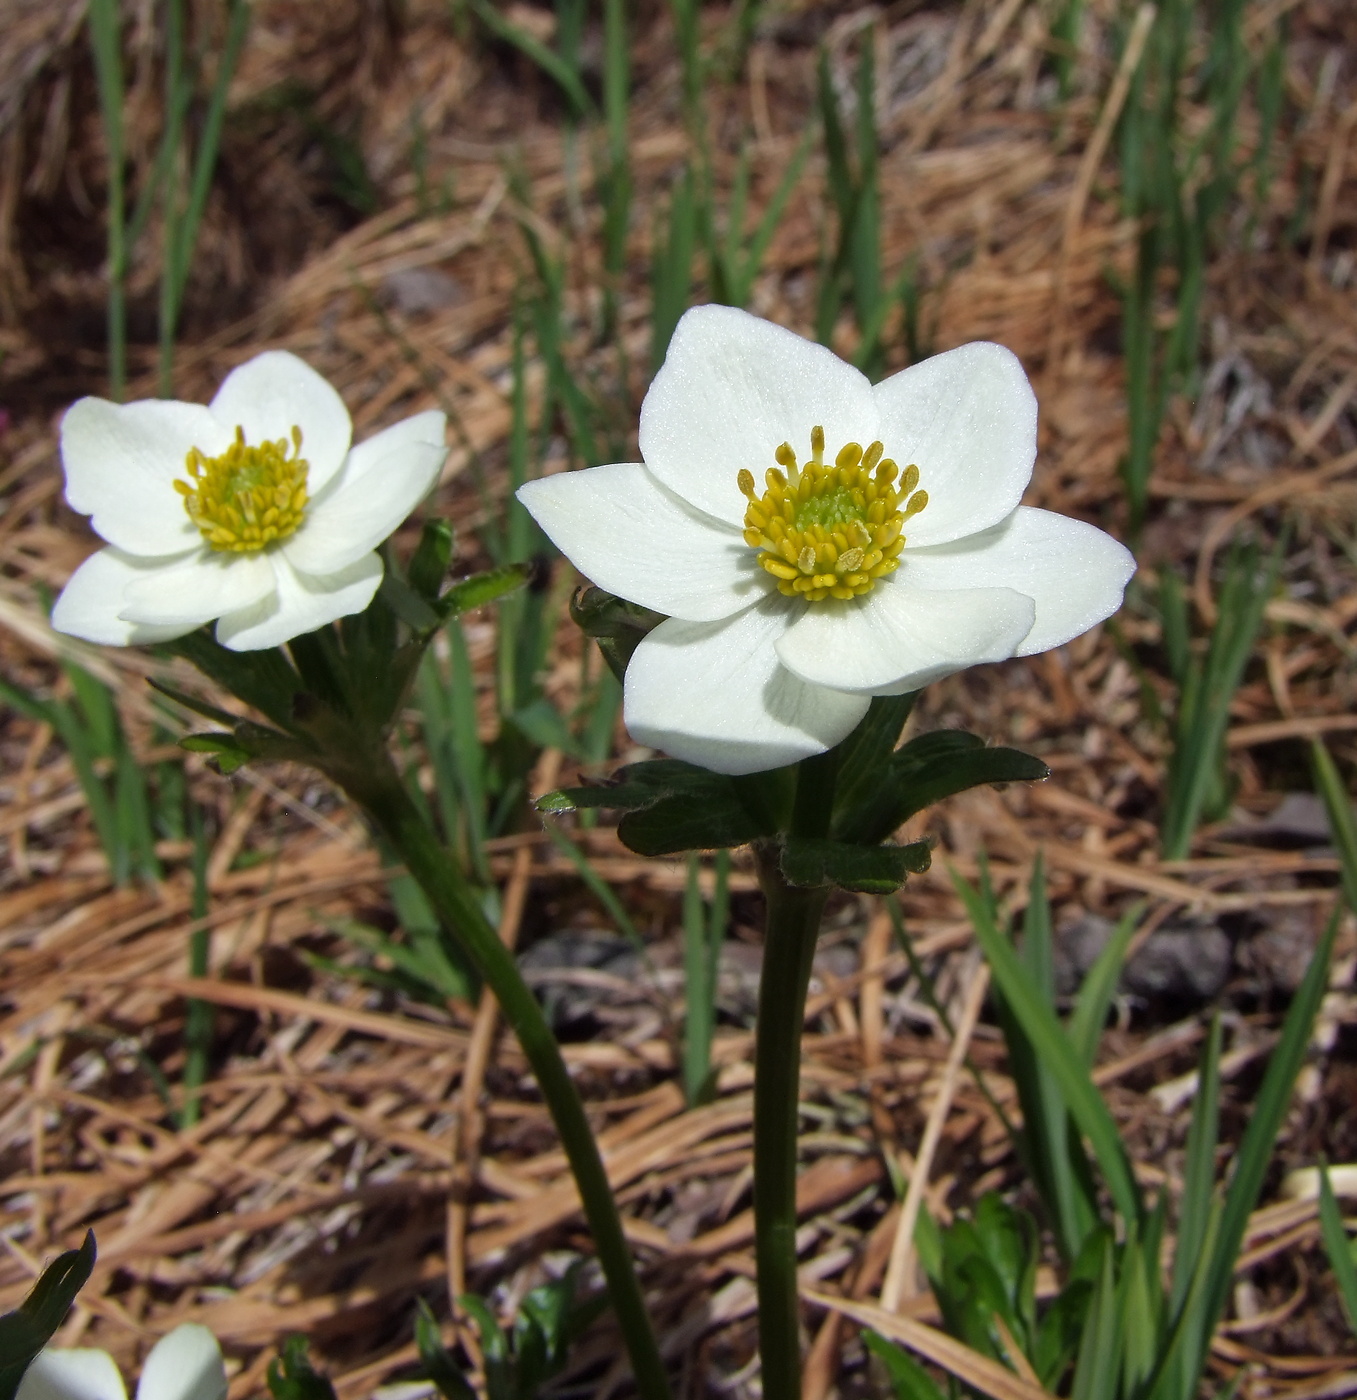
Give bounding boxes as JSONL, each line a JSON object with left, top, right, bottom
{"left": 2, "top": 1, "right": 1357, "bottom": 1395}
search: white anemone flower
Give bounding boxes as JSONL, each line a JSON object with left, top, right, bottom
{"left": 519, "top": 305, "right": 1135, "bottom": 776}
{"left": 51, "top": 351, "right": 447, "bottom": 652}
{"left": 18, "top": 1322, "right": 227, "bottom": 1400}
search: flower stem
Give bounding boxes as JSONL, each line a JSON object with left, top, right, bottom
{"left": 752, "top": 749, "right": 837, "bottom": 1400}
{"left": 347, "top": 755, "right": 671, "bottom": 1400}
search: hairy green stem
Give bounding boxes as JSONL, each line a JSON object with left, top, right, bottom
{"left": 752, "top": 749, "right": 837, "bottom": 1400}
{"left": 347, "top": 755, "right": 671, "bottom": 1400}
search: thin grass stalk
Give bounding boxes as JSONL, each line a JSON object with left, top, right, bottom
{"left": 179, "top": 816, "right": 213, "bottom": 1128}
{"left": 159, "top": 0, "right": 251, "bottom": 395}
{"left": 87, "top": 0, "right": 128, "bottom": 400}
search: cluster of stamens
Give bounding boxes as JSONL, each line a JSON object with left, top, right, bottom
{"left": 175, "top": 425, "right": 310, "bottom": 553}
{"left": 738, "top": 426, "right": 927, "bottom": 602}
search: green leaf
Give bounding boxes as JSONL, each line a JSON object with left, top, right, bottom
{"left": 414, "top": 1298, "right": 477, "bottom": 1400}
{"left": 0, "top": 1231, "right": 96, "bottom": 1400}
{"left": 862, "top": 1330, "right": 948, "bottom": 1400}
{"left": 1319, "top": 1164, "right": 1357, "bottom": 1336}
{"left": 379, "top": 570, "right": 442, "bottom": 631}
{"left": 147, "top": 679, "right": 242, "bottom": 729}
{"left": 469, "top": 0, "right": 596, "bottom": 121}
{"left": 540, "top": 759, "right": 771, "bottom": 855}
{"left": 179, "top": 731, "right": 252, "bottom": 775}
{"left": 957, "top": 870, "right": 1142, "bottom": 1227}
{"left": 780, "top": 836, "right": 930, "bottom": 893}
{"left": 409, "top": 518, "right": 455, "bottom": 602}
{"left": 266, "top": 1337, "right": 337, "bottom": 1400}
{"left": 439, "top": 563, "right": 532, "bottom": 620}
{"left": 832, "top": 692, "right": 917, "bottom": 816}
{"left": 165, "top": 630, "right": 303, "bottom": 732}
{"left": 1169, "top": 1015, "right": 1222, "bottom": 1317}
{"left": 835, "top": 732, "right": 1049, "bottom": 845}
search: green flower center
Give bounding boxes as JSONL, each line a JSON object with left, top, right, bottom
{"left": 737, "top": 426, "right": 928, "bottom": 602}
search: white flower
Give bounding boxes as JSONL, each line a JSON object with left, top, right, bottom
{"left": 52, "top": 352, "right": 447, "bottom": 652}
{"left": 518, "top": 306, "right": 1135, "bottom": 776}
{"left": 18, "top": 1322, "right": 227, "bottom": 1400}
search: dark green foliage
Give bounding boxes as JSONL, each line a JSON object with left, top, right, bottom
{"left": 267, "top": 1337, "right": 337, "bottom": 1400}
{"left": 0, "top": 1233, "right": 96, "bottom": 1400}
{"left": 779, "top": 835, "right": 931, "bottom": 894}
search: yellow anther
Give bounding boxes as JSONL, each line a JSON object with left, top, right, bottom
{"left": 835, "top": 442, "right": 863, "bottom": 471}
{"left": 738, "top": 426, "right": 927, "bottom": 603}
{"left": 176, "top": 425, "right": 310, "bottom": 553}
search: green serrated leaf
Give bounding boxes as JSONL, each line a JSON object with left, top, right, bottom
{"left": 780, "top": 836, "right": 931, "bottom": 893}
{"left": 0, "top": 1231, "right": 96, "bottom": 1399}
{"left": 836, "top": 733, "right": 1048, "bottom": 845}
{"left": 379, "top": 570, "right": 443, "bottom": 631}
{"left": 618, "top": 786, "right": 767, "bottom": 856}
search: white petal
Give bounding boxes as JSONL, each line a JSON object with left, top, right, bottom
{"left": 17, "top": 1349, "right": 127, "bottom": 1400}
{"left": 209, "top": 351, "right": 351, "bottom": 493}
{"left": 61, "top": 398, "right": 224, "bottom": 556}
{"left": 517, "top": 464, "right": 766, "bottom": 622}
{"left": 638, "top": 305, "right": 879, "bottom": 525}
{"left": 51, "top": 548, "right": 200, "bottom": 646}
{"left": 776, "top": 578, "right": 1036, "bottom": 695}
{"left": 135, "top": 1325, "right": 226, "bottom": 1400}
{"left": 282, "top": 411, "right": 446, "bottom": 576}
{"left": 904, "top": 507, "right": 1136, "bottom": 656}
{"left": 118, "top": 550, "right": 276, "bottom": 629}
{"left": 214, "top": 552, "right": 382, "bottom": 651}
{"left": 623, "top": 596, "right": 870, "bottom": 775}
{"left": 872, "top": 342, "right": 1037, "bottom": 547}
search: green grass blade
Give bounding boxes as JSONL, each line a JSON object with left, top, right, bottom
{"left": 956, "top": 869, "right": 1141, "bottom": 1227}
{"left": 542, "top": 821, "right": 644, "bottom": 953}
{"left": 469, "top": 0, "right": 595, "bottom": 122}
{"left": 1067, "top": 904, "right": 1141, "bottom": 1068}
{"left": 179, "top": 816, "right": 213, "bottom": 1129}
{"left": 1169, "top": 1014, "right": 1222, "bottom": 1317}
{"left": 1319, "top": 1164, "right": 1357, "bottom": 1335}
{"left": 1310, "top": 739, "right": 1357, "bottom": 912}
{"left": 1198, "top": 909, "right": 1337, "bottom": 1367}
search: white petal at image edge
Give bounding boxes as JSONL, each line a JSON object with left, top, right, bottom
{"left": 118, "top": 549, "right": 276, "bottom": 629}
{"left": 213, "top": 552, "right": 382, "bottom": 651}
{"left": 282, "top": 412, "right": 447, "bottom": 576}
{"left": 135, "top": 1325, "right": 227, "bottom": 1400}
{"left": 624, "top": 596, "right": 870, "bottom": 775}
{"left": 871, "top": 342, "right": 1037, "bottom": 548}
{"left": 60, "top": 399, "right": 225, "bottom": 557}
{"left": 17, "top": 1350, "right": 127, "bottom": 1400}
{"left": 208, "top": 351, "right": 352, "bottom": 494}
{"left": 775, "top": 580, "right": 1036, "bottom": 695}
{"left": 518, "top": 463, "right": 766, "bottom": 623}
{"left": 638, "top": 305, "right": 880, "bottom": 526}
{"left": 901, "top": 507, "right": 1136, "bottom": 655}
{"left": 52, "top": 548, "right": 202, "bottom": 646}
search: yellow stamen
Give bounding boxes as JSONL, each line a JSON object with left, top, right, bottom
{"left": 739, "top": 427, "right": 927, "bottom": 603}
{"left": 175, "top": 425, "right": 310, "bottom": 553}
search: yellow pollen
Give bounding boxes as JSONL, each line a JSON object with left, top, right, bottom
{"left": 739, "top": 426, "right": 927, "bottom": 602}
{"left": 175, "top": 425, "right": 310, "bottom": 553}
